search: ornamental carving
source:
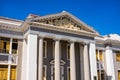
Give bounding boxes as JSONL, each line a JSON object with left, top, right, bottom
{"left": 34, "top": 17, "right": 81, "bottom": 31}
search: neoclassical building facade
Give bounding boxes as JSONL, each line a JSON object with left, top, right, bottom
{"left": 0, "top": 11, "right": 120, "bottom": 80}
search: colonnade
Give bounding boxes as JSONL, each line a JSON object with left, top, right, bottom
{"left": 22, "top": 34, "right": 97, "bottom": 80}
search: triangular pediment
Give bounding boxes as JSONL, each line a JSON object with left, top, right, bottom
{"left": 29, "top": 11, "right": 98, "bottom": 34}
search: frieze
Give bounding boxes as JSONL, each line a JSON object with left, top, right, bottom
{"left": 32, "top": 16, "right": 96, "bottom": 34}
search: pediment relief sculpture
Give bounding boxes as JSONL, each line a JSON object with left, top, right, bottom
{"left": 30, "top": 12, "right": 98, "bottom": 34}
{"left": 32, "top": 17, "right": 94, "bottom": 32}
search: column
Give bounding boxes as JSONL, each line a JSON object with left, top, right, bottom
{"left": 38, "top": 37, "right": 43, "bottom": 80}
{"left": 105, "top": 45, "right": 115, "bottom": 80}
{"left": 26, "top": 34, "right": 38, "bottom": 80}
{"left": 21, "top": 39, "right": 27, "bottom": 80}
{"left": 55, "top": 39, "right": 60, "bottom": 80}
{"left": 70, "top": 41, "right": 76, "bottom": 80}
{"left": 80, "top": 44, "right": 84, "bottom": 80}
{"left": 83, "top": 43, "right": 90, "bottom": 80}
{"left": 89, "top": 42, "right": 97, "bottom": 80}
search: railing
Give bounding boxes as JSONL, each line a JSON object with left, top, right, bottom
{"left": 0, "top": 49, "right": 18, "bottom": 54}
{"left": 0, "top": 53, "right": 9, "bottom": 63}
{"left": 0, "top": 53, "right": 18, "bottom": 64}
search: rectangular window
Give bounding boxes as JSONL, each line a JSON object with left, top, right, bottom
{"left": 42, "top": 66, "right": 46, "bottom": 80}
{"left": 67, "top": 67, "right": 70, "bottom": 80}
{"left": 43, "top": 41, "right": 47, "bottom": 58}
{"left": 67, "top": 44, "right": 70, "bottom": 60}
{"left": 96, "top": 49, "right": 103, "bottom": 61}
{"left": 0, "top": 65, "right": 8, "bottom": 80}
{"left": 10, "top": 65, "right": 17, "bottom": 80}
{"left": 97, "top": 70, "right": 100, "bottom": 80}
{"left": 99, "top": 50, "right": 103, "bottom": 61}
{"left": 101, "top": 70, "right": 104, "bottom": 80}
{"left": 118, "top": 70, "right": 120, "bottom": 80}
{"left": 116, "top": 51, "right": 120, "bottom": 62}
{"left": 0, "top": 37, "right": 10, "bottom": 54}
{"left": 12, "top": 39, "right": 18, "bottom": 54}
{"left": 97, "top": 70, "right": 104, "bottom": 80}
{"left": 96, "top": 49, "right": 99, "bottom": 61}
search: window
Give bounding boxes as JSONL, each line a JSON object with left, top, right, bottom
{"left": 43, "top": 41, "right": 47, "bottom": 58}
{"left": 96, "top": 49, "right": 105, "bottom": 80}
{"left": 96, "top": 50, "right": 99, "bottom": 61}
{"left": 101, "top": 70, "right": 104, "bottom": 80}
{"left": 97, "top": 70, "right": 100, "bottom": 80}
{"left": 67, "top": 44, "right": 70, "bottom": 60}
{"left": 0, "top": 37, "right": 10, "bottom": 53}
{"left": 96, "top": 49, "right": 103, "bottom": 61}
{"left": 42, "top": 66, "right": 46, "bottom": 80}
{"left": 99, "top": 50, "right": 103, "bottom": 61}
{"left": 97, "top": 70, "right": 104, "bottom": 80}
{"left": 0, "top": 65, "right": 8, "bottom": 80}
{"left": 10, "top": 66, "right": 17, "bottom": 80}
{"left": 67, "top": 67, "right": 70, "bottom": 80}
{"left": 118, "top": 70, "right": 120, "bottom": 80}
{"left": 116, "top": 51, "right": 120, "bottom": 62}
{"left": 12, "top": 39, "right": 18, "bottom": 54}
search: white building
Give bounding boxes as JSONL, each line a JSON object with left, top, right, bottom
{"left": 0, "top": 11, "right": 120, "bottom": 80}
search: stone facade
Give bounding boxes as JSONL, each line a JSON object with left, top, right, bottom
{"left": 0, "top": 11, "right": 120, "bottom": 80}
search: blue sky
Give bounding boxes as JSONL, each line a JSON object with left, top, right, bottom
{"left": 0, "top": 0, "right": 120, "bottom": 35}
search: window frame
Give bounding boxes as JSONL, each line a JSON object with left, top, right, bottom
{"left": 116, "top": 51, "right": 120, "bottom": 62}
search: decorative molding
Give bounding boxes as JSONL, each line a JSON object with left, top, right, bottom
{"left": 28, "top": 22, "right": 98, "bottom": 37}
{"left": 31, "top": 12, "right": 98, "bottom": 34}
{"left": 50, "top": 60, "right": 65, "bottom": 65}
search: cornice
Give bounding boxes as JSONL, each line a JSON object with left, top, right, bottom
{"left": 0, "top": 24, "right": 22, "bottom": 32}
{"left": 0, "top": 16, "right": 23, "bottom": 23}
{"left": 28, "top": 22, "right": 99, "bottom": 37}
{"left": 31, "top": 12, "right": 99, "bottom": 34}
{"left": 95, "top": 37, "right": 120, "bottom": 46}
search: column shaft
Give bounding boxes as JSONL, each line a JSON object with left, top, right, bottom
{"left": 105, "top": 46, "right": 115, "bottom": 80}
{"left": 21, "top": 39, "right": 27, "bottom": 80}
{"left": 55, "top": 40, "right": 60, "bottom": 80}
{"left": 38, "top": 38, "right": 43, "bottom": 80}
{"left": 80, "top": 44, "right": 84, "bottom": 80}
{"left": 89, "top": 42, "right": 97, "bottom": 80}
{"left": 26, "top": 34, "right": 37, "bottom": 80}
{"left": 83, "top": 44, "right": 90, "bottom": 80}
{"left": 70, "top": 42, "right": 76, "bottom": 80}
